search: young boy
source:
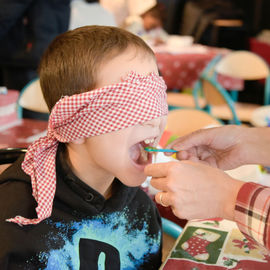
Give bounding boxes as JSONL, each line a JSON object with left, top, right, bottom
{"left": 0, "top": 26, "right": 168, "bottom": 269}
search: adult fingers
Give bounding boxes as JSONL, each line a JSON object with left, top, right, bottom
{"left": 167, "top": 128, "right": 216, "bottom": 151}
{"left": 144, "top": 161, "right": 178, "bottom": 178}
{"left": 155, "top": 192, "right": 171, "bottom": 207}
{"left": 150, "top": 177, "right": 169, "bottom": 191}
{"left": 171, "top": 206, "right": 186, "bottom": 220}
{"left": 174, "top": 150, "right": 189, "bottom": 160}
{"left": 156, "top": 193, "right": 186, "bottom": 219}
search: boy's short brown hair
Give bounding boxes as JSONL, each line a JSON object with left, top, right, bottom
{"left": 39, "top": 25, "right": 155, "bottom": 111}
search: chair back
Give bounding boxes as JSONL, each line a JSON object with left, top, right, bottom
{"left": 215, "top": 51, "right": 269, "bottom": 80}
{"left": 215, "top": 51, "right": 270, "bottom": 105}
{"left": 162, "top": 217, "right": 182, "bottom": 239}
{"left": 202, "top": 80, "right": 227, "bottom": 106}
{"left": 0, "top": 148, "right": 27, "bottom": 165}
{"left": 0, "top": 148, "right": 27, "bottom": 174}
{"left": 167, "top": 108, "right": 221, "bottom": 137}
{"left": 17, "top": 78, "right": 49, "bottom": 120}
{"left": 193, "top": 55, "right": 241, "bottom": 125}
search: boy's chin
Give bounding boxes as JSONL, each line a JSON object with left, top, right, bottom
{"left": 119, "top": 175, "right": 147, "bottom": 188}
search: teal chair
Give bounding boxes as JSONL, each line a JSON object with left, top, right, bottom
{"left": 193, "top": 54, "right": 241, "bottom": 125}
{"left": 161, "top": 217, "right": 183, "bottom": 239}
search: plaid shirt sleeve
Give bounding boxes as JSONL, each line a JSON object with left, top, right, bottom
{"left": 235, "top": 182, "right": 270, "bottom": 250}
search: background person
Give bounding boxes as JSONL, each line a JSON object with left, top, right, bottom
{"left": 124, "top": 1, "right": 168, "bottom": 46}
{"left": 0, "top": 0, "right": 71, "bottom": 91}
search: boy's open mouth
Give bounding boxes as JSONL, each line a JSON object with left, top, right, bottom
{"left": 129, "top": 138, "right": 156, "bottom": 166}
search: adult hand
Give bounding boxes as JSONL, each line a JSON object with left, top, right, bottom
{"left": 167, "top": 125, "right": 270, "bottom": 170}
{"left": 145, "top": 161, "right": 244, "bottom": 221}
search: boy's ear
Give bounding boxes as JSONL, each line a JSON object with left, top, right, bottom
{"left": 72, "top": 138, "right": 86, "bottom": 144}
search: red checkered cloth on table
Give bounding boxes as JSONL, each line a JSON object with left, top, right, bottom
{"left": 6, "top": 71, "right": 168, "bottom": 226}
{"left": 235, "top": 182, "right": 270, "bottom": 251}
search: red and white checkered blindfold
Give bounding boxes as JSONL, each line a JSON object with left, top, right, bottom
{"left": 7, "top": 71, "right": 168, "bottom": 226}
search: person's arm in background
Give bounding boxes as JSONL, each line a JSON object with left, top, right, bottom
{"left": 235, "top": 182, "right": 270, "bottom": 251}
{"left": 145, "top": 125, "right": 270, "bottom": 250}
{"left": 0, "top": 0, "right": 34, "bottom": 38}
{"left": 0, "top": 0, "right": 70, "bottom": 68}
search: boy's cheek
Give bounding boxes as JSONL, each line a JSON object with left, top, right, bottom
{"left": 160, "top": 116, "right": 168, "bottom": 132}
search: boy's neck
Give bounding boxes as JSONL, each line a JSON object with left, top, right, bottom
{"left": 66, "top": 145, "right": 115, "bottom": 199}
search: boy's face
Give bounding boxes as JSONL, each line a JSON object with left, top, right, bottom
{"left": 81, "top": 48, "right": 167, "bottom": 187}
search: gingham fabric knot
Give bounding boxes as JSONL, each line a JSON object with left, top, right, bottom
{"left": 6, "top": 71, "right": 168, "bottom": 226}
